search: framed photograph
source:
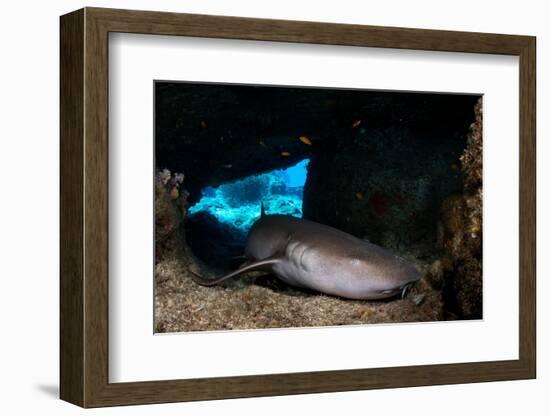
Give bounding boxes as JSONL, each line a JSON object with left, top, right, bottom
{"left": 60, "top": 7, "right": 536, "bottom": 408}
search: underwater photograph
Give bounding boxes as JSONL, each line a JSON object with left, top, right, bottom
{"left": 154, "top": 81, "right": 482, "bottom": 333}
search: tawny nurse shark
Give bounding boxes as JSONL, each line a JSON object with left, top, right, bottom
{"left": 191, "top": 208, "right": 421, "bottom": 300}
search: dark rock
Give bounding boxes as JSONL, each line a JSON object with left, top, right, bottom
{"left": 185, "top": 211, "right": 247, "bottom": 270}
{"left": 302, "top": 124, "right": 467, "bottom": 255}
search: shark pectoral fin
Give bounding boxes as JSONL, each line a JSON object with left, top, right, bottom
{"left": 190, "top": 257, "right": 282, "bottom": 287}
{"left": 401, "top": 283, "right": 412, "bottom": 299}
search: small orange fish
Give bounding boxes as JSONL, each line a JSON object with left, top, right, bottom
{"left": 352, "top": 120, "right": 362, "bottom": 128}
{"left": 281, "top": 151, "right": 291, "bottom": 157}
{"left": 298, "top": 136, "right": 312, "bottom": 146}
{"left": 355, "top": 192, "right": 364, "bottom": 200}
{"left": 170, "top": 187, "right": 179, "bottom": 200}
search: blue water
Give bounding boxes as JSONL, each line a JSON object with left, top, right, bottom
{"left": 189, "top": 159, "right": 309, "bottom": 233}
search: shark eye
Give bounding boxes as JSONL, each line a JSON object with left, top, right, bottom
{"left": 348, "top": 258, "right": 361, "bottom": 267}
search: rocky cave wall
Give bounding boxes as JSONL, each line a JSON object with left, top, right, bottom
{"left": 429, "top": 98, "right": 483, "bottom": 319}
{"left": 302, "top": 124, "right": 465, "bottom": 255}
{"left": 156, "top": 82, "right": 478, "bottom": 249}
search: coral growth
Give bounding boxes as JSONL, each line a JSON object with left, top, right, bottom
{"left": 432, "top": 98, "right": 483, "bottom": 319}
{"left": 460, "top": 99, "right": 483, "bottom": 193}
{"left": 155, "top": 169, "right": 188, "bottom": 264}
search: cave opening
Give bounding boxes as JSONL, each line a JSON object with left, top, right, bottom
{"left": 185, "top": 159, "right": 309, "bottom": 269}
{"left": 188, "top": 158, "right": 309, "bottom": 233}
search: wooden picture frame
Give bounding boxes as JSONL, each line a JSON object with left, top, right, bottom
{"left": 60, "top": 7, "right": 536, "bottom": 408}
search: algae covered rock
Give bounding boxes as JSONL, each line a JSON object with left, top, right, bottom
{"left": 435, "top": 98, "right": 483, "bottom": 319}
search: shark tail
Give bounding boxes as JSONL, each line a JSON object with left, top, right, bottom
{"left": 190, "top": 257, "right": 281, "bottom": 287}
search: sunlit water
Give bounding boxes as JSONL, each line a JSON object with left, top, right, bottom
{"left": 189, "top": 159, "right": 309, "bottom": 233}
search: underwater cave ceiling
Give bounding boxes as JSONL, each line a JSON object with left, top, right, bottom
{"left": 156, "top": 83, "right": 479, "bottom": 209}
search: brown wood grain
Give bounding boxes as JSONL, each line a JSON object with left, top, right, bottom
{"left": 60, "top": 7, "right": 537, "bottom": 408}
{"left": 518, "top": 38, "right": 536, "bottom": 376}
{"left": 59, "top": 8, "right": 84, "bottom": 406}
